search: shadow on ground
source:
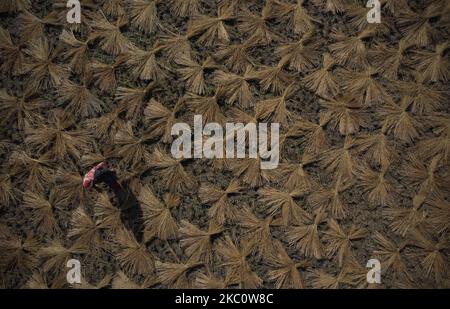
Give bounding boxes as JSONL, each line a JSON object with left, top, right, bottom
{"left": 116, "top": 184, "right": 144, "bottom": 242}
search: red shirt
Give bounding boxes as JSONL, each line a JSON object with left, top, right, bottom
{"left": 82, "top": 162, "right": 109, "bottom": 189}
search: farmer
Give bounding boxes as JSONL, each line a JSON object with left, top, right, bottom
{"left": 83, "top": 161, "right": 122, "bottom": 193}
{"left": 83, "top": 162, "right": 136, "bottom": 210}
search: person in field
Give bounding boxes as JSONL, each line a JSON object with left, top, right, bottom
{"left": 83, "top": 162, "right": 138, "bottom": 211}
{"left": 83, "top": 162, "right": 122, "bottom": 193}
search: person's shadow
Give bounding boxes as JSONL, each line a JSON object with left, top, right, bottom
{"left": 116, "top": 184, "right": 144, "bottom": 242}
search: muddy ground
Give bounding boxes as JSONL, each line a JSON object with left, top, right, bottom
{"left": 0, "top": 0, "right": 449, "bottom": 288}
